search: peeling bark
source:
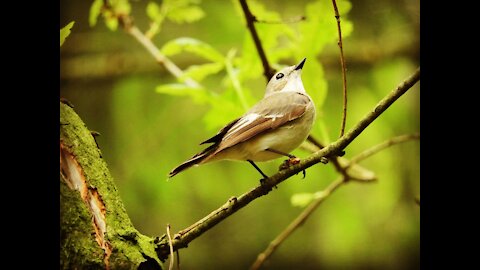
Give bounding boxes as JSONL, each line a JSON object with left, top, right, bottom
{"left": 60, "top": 102, "right": 163, "bottom": 270}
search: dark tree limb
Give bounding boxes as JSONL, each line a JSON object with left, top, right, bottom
{"left": 239, "top": 0, "right": 276, "bottom": 80}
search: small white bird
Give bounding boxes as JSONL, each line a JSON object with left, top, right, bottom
{"left": 169, "top": 58, "right": 315, "bottom": 180}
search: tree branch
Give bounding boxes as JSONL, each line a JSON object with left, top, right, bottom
{"left": 123, "top": 21, "right": 200, "bottom": 88}
{"left": 347, "top": 133, "right": 420, "bottom": 166}
{"left": 102, "top": 7, "right": 200, "bottom": 88}
{"left": 155, "top": 67, "right": 420, "bottom": 260}
{"left": 239, "top": 0, "right": 275, "bottom": 81}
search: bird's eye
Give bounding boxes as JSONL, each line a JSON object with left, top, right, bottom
{"left": 276, "top": 73, "right": 284, "bottom": 80}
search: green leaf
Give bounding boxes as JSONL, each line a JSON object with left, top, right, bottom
{"left": 166, "top": 5, "right": 205, "bottom": 23}
{"left": 155, "top": 83, "right": 211, "bottom": 104}
{"left": 112, "top": 0, "right": 131, "bottom": 15}
{"left": 202, "top": 88, "right": 245, "bottom": 131}
{"left": 291, "top": 193, "right": 316, "bottom": 207}
{"left": 160, "top": 37, "right": 224, "bottom": 63}
{"left": 181, "top": 62, "right": 224, "bottom": 82}
{"left": 89, "top": 0, "right": 103, "bottom": 27}
{"left": 146, "top": 1, "right": 162, "bottom": 21}
{"left": 60, "top": 21, "right": 75, "bottom": 47}
{"left": 105, "top": 13, "right": 119, "bottom": 31}
{"left": 291, "top": 191, "right": 327, "bottom": 207}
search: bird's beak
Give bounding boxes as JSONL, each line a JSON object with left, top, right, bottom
{"left": 294, "top": 58, "right": 306, "bottom": 70}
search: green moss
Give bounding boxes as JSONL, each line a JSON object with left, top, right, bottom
{"left": 60, "top": 180, "right": 105, "bottom": 269}
{"left": 60, "top": 103, "right": 164, "bottom": 269}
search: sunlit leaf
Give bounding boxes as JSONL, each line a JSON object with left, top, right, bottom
{"left": 105, "top": 14, "right": 119, "bottom": 31}
{"left": 156, "top": 83, "right": 211, "bottom": 104}
{"left": 60, "top": 21, "right": 75, "bottom": 47}
{"left": 110, "top": 0, "right": 131, "bottom": 15}
{"left": 291, "top": 192, "right": 315, "bottom": 207}
{"left": 291, "top": 191, "right": 327, "bottom": 207}
{"left": 160, "top": 37, "right": 224, "bottom": 63}
{"left": 89, "top": 0, "right": 103, "bottom": 27}
{"left": 146, "top": 1, "right": 162, "bottom": 21}
{"left": 166, "top": 5, "right": 205, "bottom": 23}
{"left": 181, "top": 62, "right": 225, "bottom": 82}
{"left": 202, "top": 88, "right": 245, "bottom": 131}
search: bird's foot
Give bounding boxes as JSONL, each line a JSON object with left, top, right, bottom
{"left": 279, "top": 157, "right": 301, "bottom": 170}
{"left": 279, "top": 157, "right": 306, "bottom": 179}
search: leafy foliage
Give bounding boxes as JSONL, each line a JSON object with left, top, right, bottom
{"left": 291, "top": 191, "right": 326, "bottom": 207}
{"left": 60, "top": 21, "right": 75, "bottom": 47}
{"left": 146, "top": 0, "right": 205, "bottom": 39}
{"left": 89, "top": 0, "right": 131, "bottom": 30}
{"left": 152, "top": 0, "right": 354, "bottom": 134}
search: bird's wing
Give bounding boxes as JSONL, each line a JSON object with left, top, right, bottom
{"left": 199, "top": 118, "right": 241, "bottom": 145}
{"left": 215, "top": 92, "right": 311, "bottom": 152}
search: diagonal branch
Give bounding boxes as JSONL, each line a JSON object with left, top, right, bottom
{"left": 155, "top": 67, "right": 420, "bottom": 260}
{"left": 348, "top": 133, "right": 420, "bottom": 166}
{"left": 104, "top": 7, "right": 200, "bottom": 88}
{"left": 123, "top": 20, "right": 200, "bottom": 88}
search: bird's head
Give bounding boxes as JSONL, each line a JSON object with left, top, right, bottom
{"left": 264, "top": 58, "right": 306, "bottom": 97}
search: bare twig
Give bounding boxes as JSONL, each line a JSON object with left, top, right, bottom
{"left": 100, "top": 1, "right": 200, "bottom": 88}
{"left": 255, "top": 15, "right": 306, "bottom": 24}
{"left": 166, "top": 224, "right": 175, "bottom": 270}
{"left": 155, "top": 67, "right": 420, "bottom": 260}
{"left": 119, "top": 18, "right": 200, "bottom": 88}
{"left": 250, "top": 176, "right": 346, "bottom": 270}
{"left": 331, "top": 0, "right": 348, "bottom": 138}
{"left": 347, "top": 133, "right": 420, "bottom": 166}
{"left": 176, "top": 250, "right": 180, "bottom": 270}
{"left": 239, "top": 0, "right": 275, "bottom": 80}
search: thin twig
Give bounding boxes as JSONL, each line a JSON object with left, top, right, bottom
{"left": 155, "top": 67, "right": 420, "bottom": 260}
{"left": 239, "top": 0, "right": 275, "bottom": 80}
{"left": 100, "top": 1, "right": 200, "bottom": 88}
{"left": 347, "top": 133, "right": 420, "bottom": 166}
{"left": 176, "top": 250, "right": 180, "bottom": 270}
{"left": 166, "top": 224, "right": 175, "bottom": 270}
{"left": 331, "top": 0, "right": 348, "bottom": 138}
{"left": 121, "top": 19, "right": 200, "bottom": 88}
{"left": 250, "top": 176, "right": 346, "bottom": 270}
{"left": 255, "top": 15, "right": 306, "bottom": 24}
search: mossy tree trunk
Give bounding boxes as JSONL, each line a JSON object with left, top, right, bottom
{"left": 60, "top": 102, "right": 164, "bottom": 270}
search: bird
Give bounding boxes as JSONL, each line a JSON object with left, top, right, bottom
{"left": 168, "top": 58, "right": 315, "bottom": 181}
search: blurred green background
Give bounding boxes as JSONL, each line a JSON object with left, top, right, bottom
{"left": 60, "top": 0, "right": 419, "bottom": 269}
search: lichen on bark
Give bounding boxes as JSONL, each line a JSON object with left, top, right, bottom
{"left": 60, "top": 102, "right": 163, "bottom": 269}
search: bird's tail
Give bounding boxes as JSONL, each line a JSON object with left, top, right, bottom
{"left": 168, "top": 144, "right": 217, "bottom": 178}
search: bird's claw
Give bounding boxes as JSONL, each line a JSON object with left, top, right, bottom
{"left": 279, "top": 157, "right": 301, "bottom": 170}
{"left": 279, "top": 157, "right": 306, "bottom": 179}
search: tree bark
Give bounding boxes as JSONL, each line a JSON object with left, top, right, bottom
{"left": 60, "top": 102, "right": 163, "bottom": 270}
